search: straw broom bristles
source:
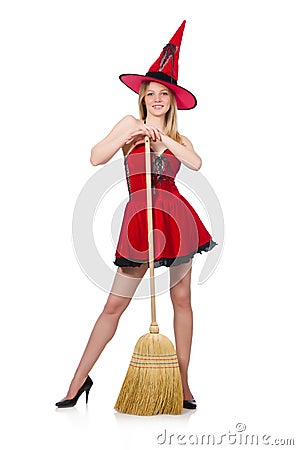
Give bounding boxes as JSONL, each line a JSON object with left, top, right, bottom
{"left": 114, "top": 327, "right": 183, "bottom": 415}
{"left": 114, "top": 137, "right": 183, "bottom": 415}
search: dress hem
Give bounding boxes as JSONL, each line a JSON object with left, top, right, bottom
{"left": 113, "top": 240, "right": 218, "bottom": 268}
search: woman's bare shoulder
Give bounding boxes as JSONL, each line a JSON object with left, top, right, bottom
{"left": 180, "top": 134, "right": 192, "bottom": 144}
{"left": 118, "top": 115, "right": 139, "bottom": 127}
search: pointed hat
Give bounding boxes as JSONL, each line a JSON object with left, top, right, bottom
{"left": 119, "top": 20, "right": 197, "bottom": 110}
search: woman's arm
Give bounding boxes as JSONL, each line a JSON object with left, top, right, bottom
{"left": 161, "top": 134, "right": 202, "bottom": 171}
{"left": 90, "top": 115, "right": 138, "bottom": 166}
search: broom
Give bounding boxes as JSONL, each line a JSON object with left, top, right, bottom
{"left": 114, "top": 136, "right": 183, "bottom": 415}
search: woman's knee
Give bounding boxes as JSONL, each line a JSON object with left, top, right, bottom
{"left": 170, "top": 262, "right": 192, "bottom": 305}
{"left": 170, "top": 288, "right": 192, "bottom": 310}
{"left": 102, "top": 294, "right": 131, "bottom": 317}
{"left": 170, "top": 276, "right": 192, "bottom": 310}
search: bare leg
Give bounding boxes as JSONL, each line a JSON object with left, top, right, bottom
{"left": 169, "top": 260, "right": 194, "bottom": 400}
{"left": 64, "top": 263, "right": 148, "bottom": 399}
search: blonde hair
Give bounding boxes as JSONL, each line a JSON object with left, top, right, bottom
{"left": 138, "top": 81, "right": 184, "bottom": 144}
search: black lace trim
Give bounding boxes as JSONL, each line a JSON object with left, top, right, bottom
{"left": 113, "top": 240, "right": 218, "bottom": 268}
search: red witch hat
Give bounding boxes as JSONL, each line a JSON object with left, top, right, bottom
{"left": 119, "top": 20, "right": 197, "bottom": 110}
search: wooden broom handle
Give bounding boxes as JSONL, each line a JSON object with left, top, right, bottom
{"left": 145, "top": 136, "right": 159, "bottom": 333}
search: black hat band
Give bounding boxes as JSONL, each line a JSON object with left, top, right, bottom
{"left": 145, "top": 71, "right": 178, "bottom": 86}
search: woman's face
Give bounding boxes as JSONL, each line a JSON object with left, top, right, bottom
{"left": 144, "top": 82, "right": 171, "bottom": 117}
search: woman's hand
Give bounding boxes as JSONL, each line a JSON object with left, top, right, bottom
{"left": 125, "top": 123, "right": 164, "bottom": 146}
{"left": 90, "top": 115, "right": 164, "bottom": 166}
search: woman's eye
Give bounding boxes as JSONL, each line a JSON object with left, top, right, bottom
{"left": 162, "top": 92, "right": 168, "bottom": 95}
{"left": 147, "top": 93, "right": 153, "bottom": 96}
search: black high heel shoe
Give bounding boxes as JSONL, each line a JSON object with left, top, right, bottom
{"left": 55, "top": 375, "right": 93, "bottom": 408}
{"left": 183, "top": 398, "right": 197, "bottom": 410}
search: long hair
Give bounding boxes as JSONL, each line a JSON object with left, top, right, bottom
{"left": 138, "top": 81, "right": 184, "bottom": 145}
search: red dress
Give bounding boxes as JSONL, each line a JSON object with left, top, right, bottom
{"left": 113, "top": 143, "right": 217, "bottom": 268}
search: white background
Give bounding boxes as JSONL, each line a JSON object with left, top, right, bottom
{"left": 1, "top": 0, "right": 297, "bottom": 449}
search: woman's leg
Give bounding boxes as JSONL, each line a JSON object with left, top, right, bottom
{"left": 64, "top": 263, "right": 148, "bottom": 399}
{"left": 169, "top": 260, "right": 194, "bottom": 400}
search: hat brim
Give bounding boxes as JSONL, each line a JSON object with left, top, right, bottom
{"left": 119, "top": 74, "right": 197, "bottom": 110}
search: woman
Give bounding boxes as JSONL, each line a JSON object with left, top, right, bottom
{"left": 55, "top": 21, "right": 217, "bottom": 410}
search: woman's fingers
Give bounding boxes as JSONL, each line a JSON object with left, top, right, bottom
{"left": 144, "top": 125, "right": 165, "bottom": 142}
{"left": 125, "top": 126, "right": 164, "bottom": 144}
{"left": 133, "top": 138, "right": 145, "bottom": 147}
{"left": 144, "top": 125, "right": 155, "bottom": 141}
{"left": 125, "top": 129, "right": 146, "bottom": 144}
